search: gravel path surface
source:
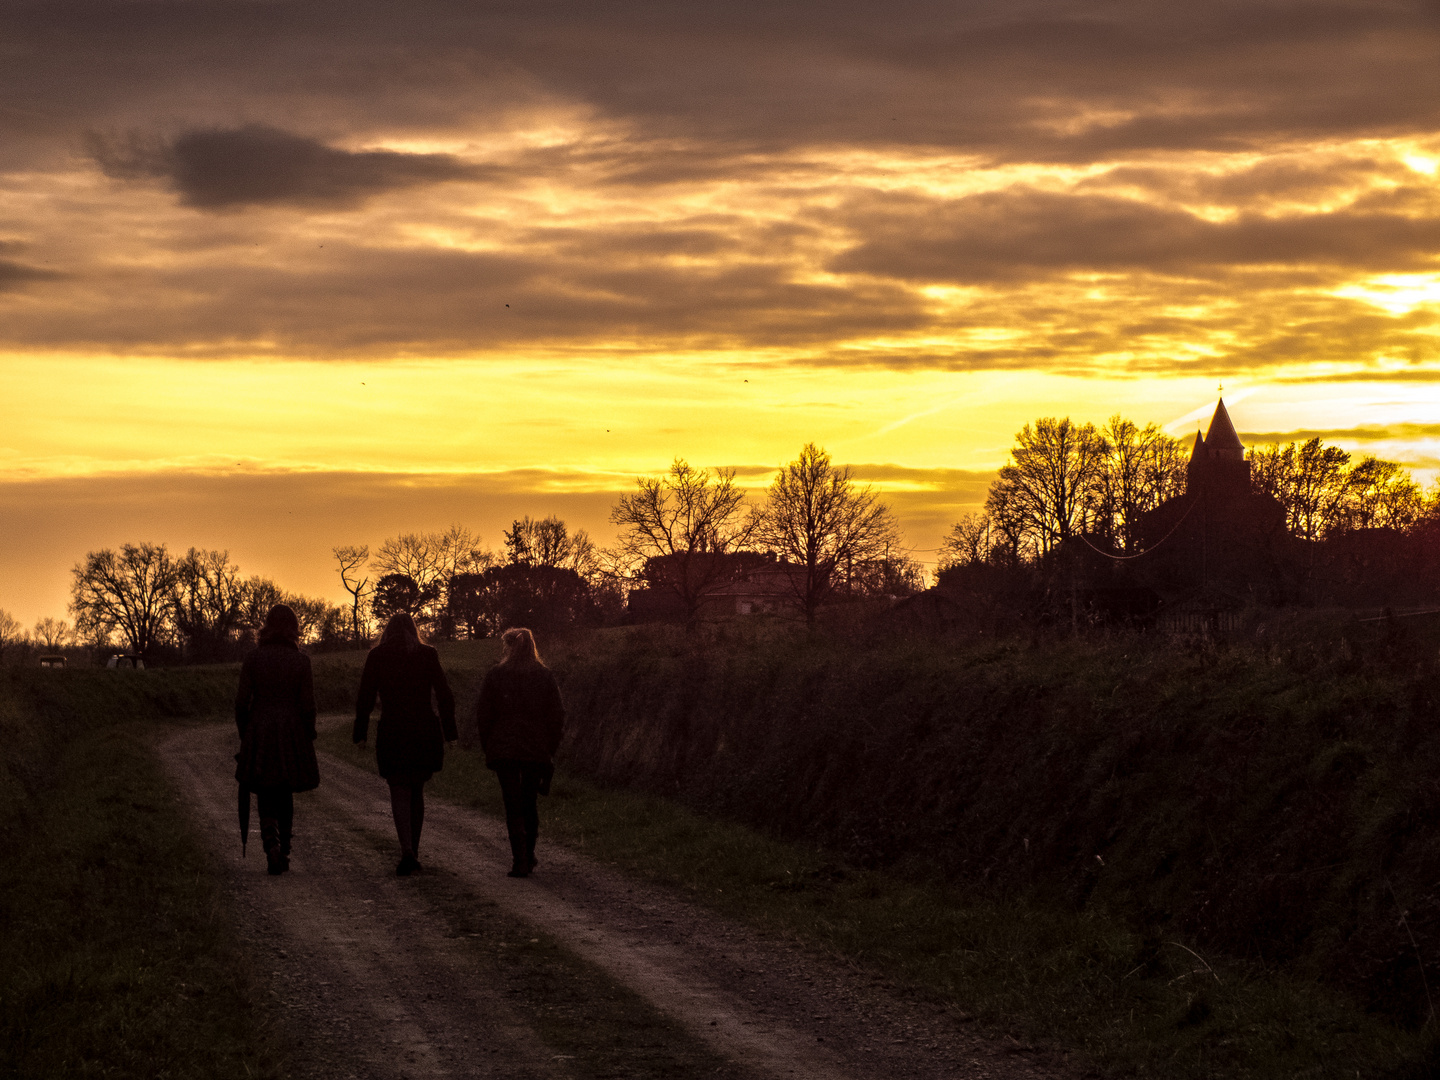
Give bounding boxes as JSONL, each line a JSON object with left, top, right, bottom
{"left": 160, "top": 720, "right": 1076, "bottom": 1080}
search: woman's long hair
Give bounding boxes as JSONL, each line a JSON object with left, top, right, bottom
{"left": 380, "top": 612, "right": 423, "bottom": 651}
{"left": 259, "top": 603, "right": 301, "bottom": 645}
{"left": 499, "top": 627, "right": 542, "bottom": 666}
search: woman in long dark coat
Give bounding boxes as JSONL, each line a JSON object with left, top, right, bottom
{"left": 354, "top": 613, "right": 456, "bottom": 875}
{"left": 474, "top": 627, "right": 565, "bottom": 877}
{"left": 235, "top": 604, "right": 318, "bottom": 876}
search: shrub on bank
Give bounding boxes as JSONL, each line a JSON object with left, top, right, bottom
{"left": 551, "top": 614, "right": 1440, "bottom": 1026}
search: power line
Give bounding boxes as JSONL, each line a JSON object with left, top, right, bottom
{"left": 1075, "top": 494, "right": 1200, "bottom": 561}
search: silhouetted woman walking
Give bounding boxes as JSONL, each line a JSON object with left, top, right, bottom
{"left": 235, "top": 604, "right": 318, "bottom": 875}
{"left": 354, "top": 613, "right": 456, "bottom": 875}
{"left": 474, "top": 627, "right": 565, "bottom": 877}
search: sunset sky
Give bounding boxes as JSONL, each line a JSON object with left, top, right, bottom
{"left": 4, "top": 1, "right": 1440, "bottom": 626}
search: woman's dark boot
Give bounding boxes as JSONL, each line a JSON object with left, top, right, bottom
{"left": 506, "top": 819, "right": 529, "bottom": 877}
{"left": 261, "top": 818, "right": 285, "bottom": 875}
{"left": 525, "top": 828, "right": 538, "bottom": 872}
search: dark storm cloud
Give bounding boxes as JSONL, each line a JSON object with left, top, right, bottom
{"left": 829, "top": 188, "right": 1440, "bottom": 283}
{"left": 0, "top": 239, "right": 930, "bottom": 355}
{"left": 3, "top": 0, "right": 1440, "bottom": 372}
{"left": 0, "top": 241, "right": 63, "bottom": 291}
{"left": 88, "top": 125, "right": 483, "bottom": 209}
{"left": 0, "top": 259, "right": 62, "bottom": 290}
{"left": 5, "top": 1, "right": 1440, "bottom": 166}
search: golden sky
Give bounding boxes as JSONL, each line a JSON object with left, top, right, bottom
{"left": 4, "top": 1, "right": 1440, "bottom": 625}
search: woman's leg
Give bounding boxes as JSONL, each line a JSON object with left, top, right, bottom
{"left": 256, "top": 786, "right": 289, "bottom": 874}
{"left": 389, "top": 782, "right": 415, "bottom": 860}
{"left": 410, "top": 783, "right": 425, "bottom": 856}
{"left": 519, "top": 766, "right": 543, "bottom": 870}
{"left": 493, "top": 764, "right": 528, "bottom": 876}
{"left": 278, "top": 789, "right": 294, "bottom": 857}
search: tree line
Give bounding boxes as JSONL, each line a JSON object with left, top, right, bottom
{"left": 48, "top": 443, "right": 925, "bottom": 662}
{"left": 940, "top": 415, "right": 1440, "bottom": 571}
{"left": 350, "top": 443, "right": 922, "bottom": 636}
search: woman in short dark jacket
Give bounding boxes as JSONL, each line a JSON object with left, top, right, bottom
{"left": 235, "top": 604, "right": 318, "bottom": 875}
{"left": 354, "top": 613, "right": 457, "bottom": 875}
{"left": 474, "top": 627, "right": 565, "bottom": 877}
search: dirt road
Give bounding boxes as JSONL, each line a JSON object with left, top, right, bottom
{"left": 160, "top": 720, "right": 1074, "bottom": 1080}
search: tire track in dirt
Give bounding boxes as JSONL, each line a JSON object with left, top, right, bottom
{"left": 162, "top": 720, "right": 1074, "bottom": 1080}
{"left": 163, "top": 724, "right": 570, "bottom": 1080}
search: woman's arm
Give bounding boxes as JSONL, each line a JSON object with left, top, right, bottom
{"left": 474, "top": 670, "right": 498, "bottom": 755}
{"left": 353, "top": 651, "right": 379, "bottom": 744}
{"left": 234, "top": 655, "right": 254, "bottom": 737}
{"left": 431, "top": 649, "right": 457, "bottom": 742}
{"left": 300, "top": 655, "right": 317, "bottom": 740}
{"left": 541, "top": 670, "right": 566, "bottom": 758}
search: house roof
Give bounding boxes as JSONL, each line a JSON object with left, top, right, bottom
{"left": 1203, "top": 397, "right": 1244, "bottom": 452}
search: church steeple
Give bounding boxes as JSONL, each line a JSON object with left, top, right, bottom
{"left": 1186, "top": 397, "right": 1251, "bottom": 494}
{"left": 1202, "top": 398, "right": 1244, "bottom": 460}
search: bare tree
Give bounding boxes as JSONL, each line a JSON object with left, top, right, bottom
{"left": 374, "top": 526, "right": 488, "bottom": 633}
{"left": 333, "top": 544, "right": 372, "bottom": 641}
{"left": 938, "top": 512, "right": 996, "bottom": 570}
{"left": 504, "top": 515, "right": 597, "bottom": 576}
{"left": 284, "top": 592, "right": 345, "bottom": 646}
{"left": 755, "top": 443, "right": 902, "bottom": 625}
{"left": 1342, "top": 456, "right": 1423, "bottom": 531}
{"left": 33, "top": 616, "right": 72, "bottom": 650}
{"left": 0, "top": 608, "right": 22, "bottom": 660}
{"left": 172, "top": 548, "right": 245, "bottom": 659}
{"left": 70, "top": 542, "right": 179, "bottom": 660}
{"left": 433, "top": 524, "right": 492, "bottom": 578}
{"left": 1091, "top": 415, "right": 1186, "bottom": 553}
{"left": 610, "top": 457, "right": 756, "bottom": 620}
{"left": 374, "top": 532, "right": 441, "bottom": 588}
{"left": 238, "top": 576, "right": 286, "bottom": 636}
{"left": 1250, "top": 439, "right": 1353, "bottom": 541}
{"left": 984, "top": 417, "right": 1108, "bottom": 557}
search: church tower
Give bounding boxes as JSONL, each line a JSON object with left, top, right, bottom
{"left": 1186, "top": 397, "right": 1251, "bottom": 496}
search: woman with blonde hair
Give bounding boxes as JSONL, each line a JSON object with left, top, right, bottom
{"left": 234, "top": 603, "right": 318, "bottom": 875}
{"left": 354, "top": 613, "right": 456, "bottom": 875}
{"left": 474, "top": 627, "right": 565, "bottom": 877}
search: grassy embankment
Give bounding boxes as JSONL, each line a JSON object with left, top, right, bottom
{"left": 0, "top": 665, "right": 280, "bottom": 1079}
{"left": 332, "top": 619, "right": 1440, "bottom": 1079}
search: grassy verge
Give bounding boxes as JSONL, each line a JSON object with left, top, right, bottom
{"left": 0, "top": 718, "right": 283, "bottom": 1079}
{"left": 323, "top": 724, "right": 1438, "bottom": 1079}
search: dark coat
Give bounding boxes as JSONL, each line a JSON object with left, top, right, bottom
{"left": 353, "top": 642, "right": 457, "bottom": 780}
{"left": 474, "top": 660, "right": 565, "bottom": 767}
{"left": 235, "top": 639, "right": 319, "bottom": 792}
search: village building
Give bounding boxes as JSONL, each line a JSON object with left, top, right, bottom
{"left": 1129, "top": 397, "right": 1289, "bottom": 601}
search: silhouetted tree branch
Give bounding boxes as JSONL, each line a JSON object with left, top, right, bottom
{"left": 755, "top": 443, "right": 902, "bottom": 625}
{"left": 32, "top": 616, "right": 71, "bottom": 650}
{"left": 610, "top": 458, "right": 756, "bottom": 621}
{"left": 69, "top": 542, "right": 179, "bottom": 660}
{"left": 333, "top": 544, "right": 372, "bottom": 641}
{"left": 984, "top": 417, "right": 1107, "bottom": 558}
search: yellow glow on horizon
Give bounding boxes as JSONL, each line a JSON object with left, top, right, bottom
{"left": 1332, "top": 274, "right": 1440, "bottom": 315}
{"left": 6, "top": 354, "right": 1434, "bottom": 484}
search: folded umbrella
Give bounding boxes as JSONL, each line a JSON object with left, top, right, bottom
{"left": 238, "top": 781, "right": 251, "bottom": 857}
